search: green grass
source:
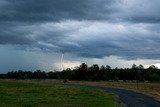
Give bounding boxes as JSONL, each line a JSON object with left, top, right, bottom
{"left": 0, "top": 80, "right": 124, "bottom": 107}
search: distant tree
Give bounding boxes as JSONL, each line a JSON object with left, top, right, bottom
{"left": 148, "top": 65, "right": 158, "bottom": 69}
{"left": 106, "top": 65, "right": 112, "bottom": 80}
{"left": 132, "top": 64, "right": 138, "bottom": 69}
{"left": 61, "top": 68, "right": 72, "bottom": 79}
{"left": 149, "top": 73, "right": 160, "bottom": 81}
{"left": 0, "top": 74, "right": 6, "bottom": 79}
{"left": 33, "top": 70, "right": 46, "bottom": 80}
{"left": 138, "top": 64, "right": 144, "bottom": 81}
{"left": 75, "top": 63, "right": 88, "bottom": 80}
{"left": 47, "top": 71, "right": 60, "bottom": 79}
{"left": 106, "top": 65, "right": 111, "bottom": 70}
{"left": 131, "top": 64, "right": 139, "bottom": 80}
{"left": 99, "top": 65, "right": 108, "bottom": 80}
{"left": 89, "top": 64, "right": 99, "bottom": 80}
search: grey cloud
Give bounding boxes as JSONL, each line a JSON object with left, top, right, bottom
{"left": 0, "top": 0, "right": 118, "bottom": 46}
{"left": 1, "top": 0, "right": 160, "bottom": 23}
{"left": 0, "top": 24, "right": 34, "bottom": 45}
{"left": 0, "top": 0, "right": 160, "bottom": 61}
{"left": 117, "top": 0, "right": 160, "bottom": 23}
{"left": 1, "top": 20, "right": 160, "bottom": 60}
{"left": 0, "top": 0, "right": 117, "bottom": 22}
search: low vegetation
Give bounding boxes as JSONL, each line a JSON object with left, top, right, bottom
{"left": 0, "top": 79, "right": 124, "bottom": 107}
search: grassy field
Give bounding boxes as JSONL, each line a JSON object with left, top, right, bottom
{"left": 0, "top": 80, "right": 124, "bottom": 107}
{"left": 59, "top": 80, "right": 160, "bottom": 101}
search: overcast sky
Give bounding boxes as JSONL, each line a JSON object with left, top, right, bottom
{"left": 0, "top": 0, "right": 160, "bottom": 72}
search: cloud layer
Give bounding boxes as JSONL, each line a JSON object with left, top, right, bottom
{"left": 0, "top": 0, "right": 160, "bottom": 65}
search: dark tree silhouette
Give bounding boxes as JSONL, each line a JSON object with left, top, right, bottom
{"left": 1, "top": 63, "right": 160, "bottom": 82}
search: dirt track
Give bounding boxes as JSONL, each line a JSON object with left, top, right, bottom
{"left": 50, "top": 83, "right": 160, "bottom": 107}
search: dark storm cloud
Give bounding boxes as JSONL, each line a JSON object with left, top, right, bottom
{"left": 0, "top": 0, "right": 160, "bottom": 60}
{"left": 0, "top": 23, "right": 31, "bottom": 45}
{"left": 1, "top": 0, "right": 159, "bottom": 23}
{"left": 117, "top": 0, "right": 160, "bottom": 23}
{"left": 1, "top": 0, "right": 160, "bottom": 23}
{"left": 126, "top": 17, "right": 160, "bottom": 23}
{"left": 0, "top": 0, "right": 118, "bottom": 45}
{"left": 0, "top": 0, "right": 117, "bottom": 22}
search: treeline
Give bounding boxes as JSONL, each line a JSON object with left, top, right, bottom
{"left": 0, "top": 63, "right": 160, "bottom": 82}
{"left": 60, "top": 63, "right": 160, "bottom": 82}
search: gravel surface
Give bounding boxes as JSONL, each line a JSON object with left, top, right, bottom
{"left": 50, "top": 83, "right": 160, "bottom": 107}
